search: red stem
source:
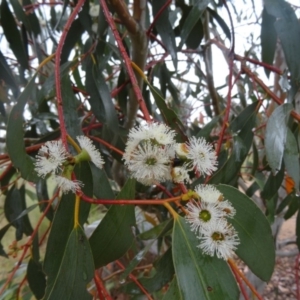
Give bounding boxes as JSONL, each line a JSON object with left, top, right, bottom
{"left": 229, "top": 264, "right": 249, "bottom": 300}
{"left": 55, "top": 0, "right": 86, "bottom": 148}
{"left": 295, "top": 254, "right": 300, "bottom": 300}
{"left": 146, "top": 0, "right": 172, "bottom": 36}
{"left": 0, "top": 195, "right": 56, "bottom": 295}
{"left": 80, "top": 192, "right": 180, "bottom": 205}
{"left": 99, "top": 0, "right": 152, "bottom": 123}
{"left": 216, "top": 52, "right": 234, "bottom": 156}
{"left": 115, "top": 260, "right": 153, "bottom": 300}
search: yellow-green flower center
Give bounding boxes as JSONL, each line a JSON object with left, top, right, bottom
{"left": 145, "top": 157, "right": 157, "bottom": 166}
{"left": 199, "top": 210, "right": 211, "bottom": 222}
{"left": 211, "top": 232, "right": 224, "bottom": 241}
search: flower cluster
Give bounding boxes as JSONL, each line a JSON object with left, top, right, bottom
{"left": 123, "top": 123, "right": 217, "bottom": 185}
{"left": 34, "top": 136, "right": 104, "bottom": 194}
{"left": 185, "top": 184, "right": 239, "bottom": 260}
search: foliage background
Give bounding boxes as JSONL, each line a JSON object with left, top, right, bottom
{"left": 0, "top": 0, "right": 299, "bottom": 299}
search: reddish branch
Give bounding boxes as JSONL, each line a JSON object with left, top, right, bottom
{"left": 55, "top": 0, "right": 86, "bottom": 148}
{"left": 99, "top": 0, "right": 151, "bottom": 123}
{"left": 80, "top": 193, "right": 181, "bottom": 205}
{"left": 0, "top": 195, "right": 57, "bottom": 296}
{"left": 115, "top": 260, "right": 153, "bottom": 300}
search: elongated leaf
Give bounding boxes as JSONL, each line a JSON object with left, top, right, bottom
{"left": 61, "top": 75, "right": 82, "bottom": 139}
{"left": 172, "top": 215, "right": 239, "bottom": 299}
{"left": 162, "top": 277, "right": 182, "bottom": 300}
{"left": 89, "top": 178, "right": 136, "bottom": 268}
{"left": 261, "top": 7, "right": 277, "bottom": 77}
{"left": 284, "top": 194, "right": 300, "bottom": 220}
{"left": 217, "top": 184, "right": 275, "bottom": 281}
{"left": 1, "top": 0, "right": 28, "bottom": 71}
{"left": 284, "top": 128, "right": 299, "bottom": 191}
{"left": 207, "top": 7, "right": 231, "bottom": 41}
{"left": 85, "top": 58, "right": 119, "bottom": 134}
{"left": 265, "top": 103, "right": 293, "bottom": 174}
{"left": 0, "top": 50, "right": 18, "bottom": 96}
{"left": 209, "top": 102, "right": 258, "bottom": 185}
{"left": 61, "top": 19, "right": 85, "bottom": 64}
{"left": 265, "top": 0, "right": 300, "bottom": 88}
{"left": 7, "top": 74, "right": 39, "bottom": 182}
{"left": 139, "top": 219, "right": 173, "bottom": 240}
{"left": 122, "top": 248, "right": 175, "bottom": 294}
{"left": 196, "top": 116, "right": 220, "bottom": 139}
{"left": 4, "top": 185, "right": 33, "bottom": 240}
{"left": 178, "top": 0, "right": 210, "bottom": 49}
{"left": 43, "top": 163, "right": 92, "bottom": 297}
{"left": 148, "top": 85, "right": 186, "bottom": 142}
{"left": 261, "top": 164, "right": 284, "bottom": 200}
{"left": 27, "top": 259, "right": 46, "bottom": 300}
{"left": 153, "top": 0, "right": 177, "bottom": 68}
{"left": 45, "top": 226, "right": 94, "bottom": 300}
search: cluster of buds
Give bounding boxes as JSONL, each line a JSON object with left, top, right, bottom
{"left": 123, "top": 123, "right": 217, "bottom": 185}
{"left": 34, "top": 136, "right": 104, "bottom": 193}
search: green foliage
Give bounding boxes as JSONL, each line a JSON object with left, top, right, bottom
{"left": 0, "top": 0, "right": 299, "bottom": 299}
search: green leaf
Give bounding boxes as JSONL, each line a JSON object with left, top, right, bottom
{"left": 153, "top": 0, "right": 177, "bottom": 68}
{"left": 148, "top": 85, "right": 186, "bottom": 142}
{"left": 0, "top": 50, "right": 18, "bottom": 96}
{"left": 207, "top": 8, "right": 231, "bottom": 41}
{"left": 284, "top": 194, "right": 299, "bottom": 220}
{"left": 261, "top": 7, "right": 277, "bottom": 77}
{"left": 0, "top": 0, "right": 28, "bottom": 70}
{"left": 85, "top": 58, "right": 119, "bottom": 134}
{"left": 277, "top": 192, "right": 295, "bottom": 214}
{"left": 91, "top": 165, "right": 115, "bottom": 199}
{"left": 44, "top": 227, "right": 94, "bottom": 300}
{"left": 207, "top": 102, "right": 258, "bottom": 185}
{"left": 7, "top": 74, "right": 39, "bottom": 182}
{"left": 196, "top": 116, "right": 220, "bottom": 139}
{"left": 122, "top": 248, "right": 175, "bottom": 294}
{"left": 261, "top": 164, "right": 285, "bottom": 200}
{"left": 265, "top": 103, "right": 293, "bottom": 174}
{"left": 178, "top": 0, "right": 210, "bottom": 49}
{"left": 283, "top": 128, "right": 299, "bottom": 191}
{"left": 0, "top": 200, "right": 38, "bottom": 257}
{"left": 27, "top": 259, "right": 46, "bottom": 300}
{"left": 36, "top": 179, "right": 54, "bottom": 221}
{"left": 139, "top": 219, "right": 173, "bottom": 240}
{"left": 265, "top": 0, "right": 300, "bottom": 88}
{"left": 162, "top": 277, "right": 182, "bottom": 300}
{"left": 4, "top": 185, "right": 33, "bottom": 240}
{"left": 217, "top": 184, "right": 275, "bottom": 281}
{"left": 172, "top": 216, "right": 239, "bottom": 299}
{"left": 61, "top": 19, "right": 85, "bottom": 64}
{"left": 60, "top": 75, "right": 82, "bottom": 139}
{"left": 43, "top": 162, "right": 92, "bottom": 297}
{"left": 89, "top": 178, "right": 136, "bottom": 268}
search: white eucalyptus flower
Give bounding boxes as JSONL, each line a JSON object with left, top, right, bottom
{"left": 217, "top": 200, "right": 236, "bottom": 218}
{"left": 171, "top": 166, "right": 190, "bottom": 183}
{"left": 198, "top": 220, "right": 240, "bottom": 260}
{"left": 185, "top": 200, "right": 225, "bottom": 232}
{"left": 34, "top": 140, "right": 68, "bottom": 177}
{"left": 125, "top": 142, "right": 172, "bottom": 185}
{"left": 77, "top": 136, "right": 104, "bottom": 169}
{"left": 186, "top": 136, "right": 218, "bottom": 175}
{"left": 55, "top": 176, "right": 83, "bottom": 194}
{"left": 194, "top": 184, "right": 224, "bottom": 203}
